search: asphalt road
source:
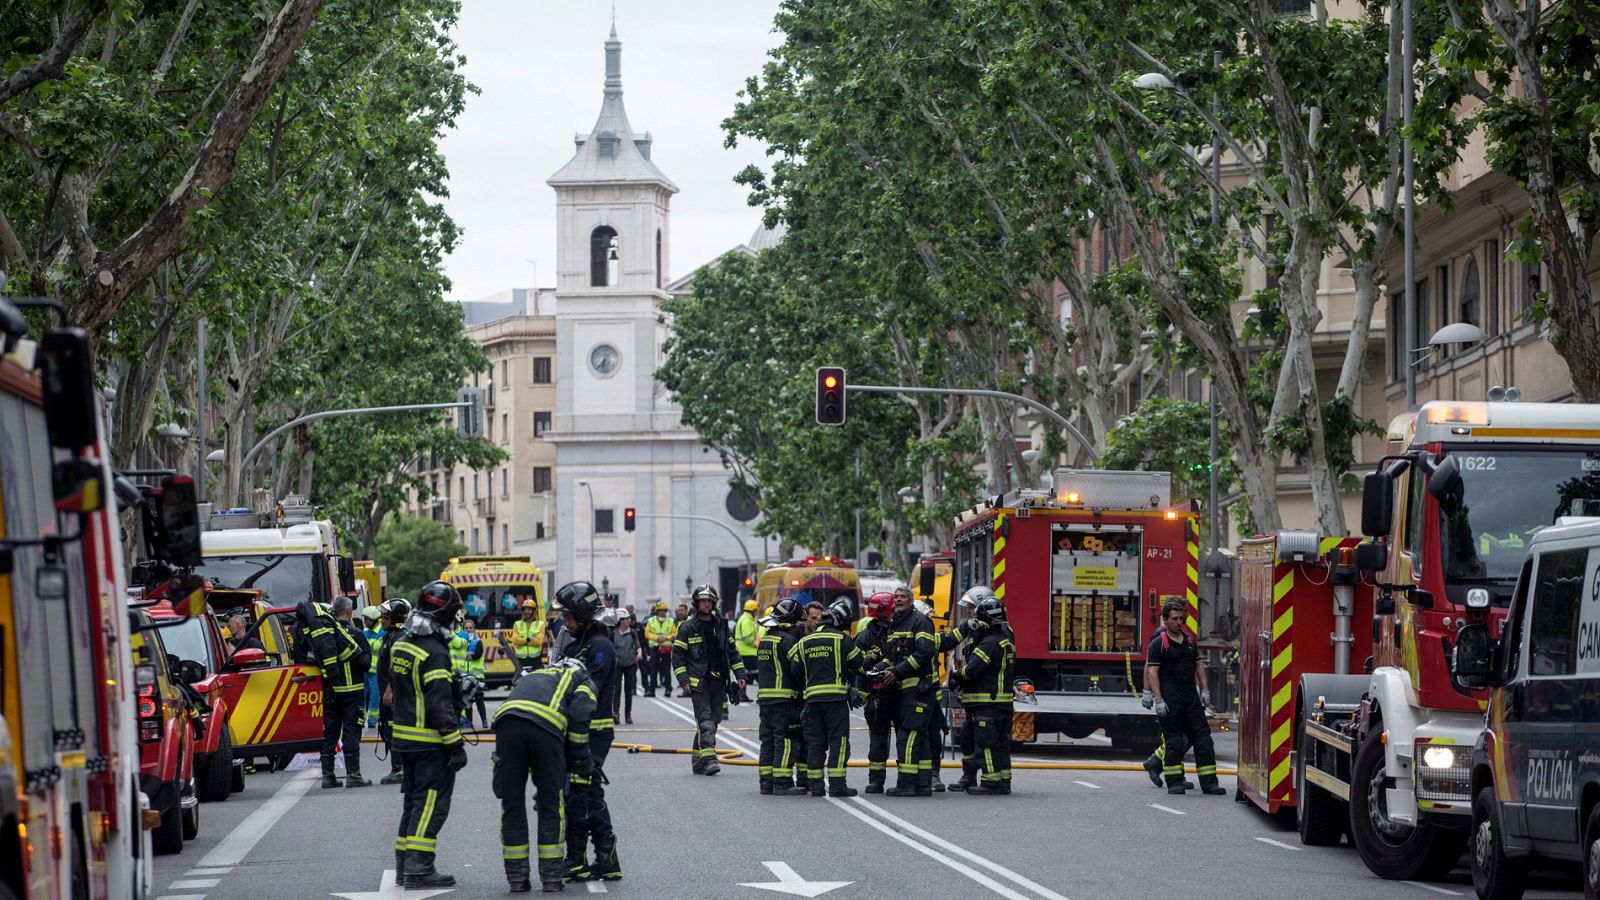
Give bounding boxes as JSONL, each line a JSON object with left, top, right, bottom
{"left": 151, "top": 691, "right": 1584, "bottom": 900}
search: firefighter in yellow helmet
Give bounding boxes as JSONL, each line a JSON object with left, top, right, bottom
{"left": 734, "top": 598, "right": 760, "bottom": 702}
{"left": 509, "top": 596, "right": 546, "bottom": 683}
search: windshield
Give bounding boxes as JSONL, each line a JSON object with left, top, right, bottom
{"left": 457, "top": 584, "right": 540, "bottom": 629}
{"left": 195, "top": 554, "right": 321, "bottom": 606}
{"left": 1441, "top": 448, "right": 1600, "bottom": 582}
{"left": 159, "top": 618, "right": 216, "bottom": 671}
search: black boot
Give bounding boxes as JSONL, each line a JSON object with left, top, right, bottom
{"left": 344, "top": 772, "right": 371, "bottom": 787}
{"left": 563, "top": 835, "right": 590, "bottom": 882}
{"left": 703, "top": 759, "right": 721, "bottom": 776}
{"left": 865, "top": 776, "right": 885, "bottom": 794}
{"left": 321, "top": 773, "right": 341, "bottom": 789}
{"left": 966, "top": 780, "right": 1010, "bottom": 796}
{"left": 828, "top": 778, "right": 857, "bottom": 798}
{"left": 884, "top": 783, "right": 920, "bottom": 797}
{"left": 538, "top": 858, "right": 567, "bottom": 892}
{"left": 1143, "top": 755, "right": 1164, "bottom": 787}
{"left": 1167, "top": 780, "right": 1187, "bottom": 795}
{"left": 405, "top": 852, "right": 456, "bottom": 888}
{"left": 588, "top": 835, "right": 621, "bottom": 881}
{"left": 760, "top": 776, "right": 774, "bottom": 795}
{"left": 380, "top": 768, "right": 403, "bottom": 786}
{"left": 395, "top": 851, "right": 409, "bottom": 887}
{"left": 506, "top": 858, "right": 532, "bottom": 893}
{"left": 1201, "top": 779, "right": 1228, "bottom": 796}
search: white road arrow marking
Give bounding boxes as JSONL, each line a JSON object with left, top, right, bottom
{"left": 738, "top": 861, "right": 852, "bottom": 897}
{"left": 331, "top": 869, "right": 453, "bottom": 900}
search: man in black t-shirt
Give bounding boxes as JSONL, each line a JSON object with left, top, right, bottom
{"left": 1142, "top": 599, "right": 1224, "bottom": 796}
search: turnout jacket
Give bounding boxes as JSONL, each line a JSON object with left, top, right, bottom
{"left": 376, "top": 627, "right": 408, "bottom": 703}
{"left": 389, "top": 631, "right": 463, "bottom": 751}
{"left": 886, "top": 608, "right": 937, "bottom": 689}
{"left": 787, "top": 624, "right": 863, "bottom": 701}
{"left": 567, "top": 629, "right": 617, "bottom": 731}
{"left": 493, "top": 664, "right": 597, "bottom": 773}
{"left": 853, "top": 619, "right": 892, "bottom": 689}
{"left": 296, "top": 602, "right": 370, "bottom": 694}
{"left": 756, "top": 624, "right": 805, "bottom": 702}
{"left": 671, "top": 615, "right": 746, "bottom": 691}
{"left": 957, "top": 624, "right": 1016, "bottom": 705}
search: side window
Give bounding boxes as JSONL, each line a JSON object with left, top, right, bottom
{"left": 1504, "top": 556, "right": 1533, "bottom": 678}
{"left": 1527, "top": 548, "right": 1587, "bottom": 676}
{"left": 1402, "top": 471, "right": 1426, "bottom": 565}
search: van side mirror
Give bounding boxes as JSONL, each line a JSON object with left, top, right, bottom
{"left": 1354, "top": 541, "right": 1388, "bottom": 573}
{"left": 159, "top": 475, "right": 203, "bottom": 567}
{"left": 337, "top": 556, "right": 357, "bottom": 594}
{"left": 226, "top": 647, "right": 268, "bottom": 670}
{"left": 919, "top": 565, "right": 935, "bottom": 598}
{"left": 1361, "top": 470, "right": 1394, "bottom": 538}
{"left": 1408, "top": 588, "right": 1435, "bottom": 609}
{"left": 1452, "top": 622, "right": 1493, "bottom": 686}
{"left": 1428, "top": 455, "right": 1463, "bottom": 515}
{"left": 38, "top": 328, "right": 99, "bottom": 450}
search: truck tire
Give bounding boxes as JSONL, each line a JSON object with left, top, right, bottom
{"left": 181, "top": 796, "right": 199, "bottom": 841}
{"left": 151, "top": 803, "right": 183, "bottom": 855}
{"left": 1296, "top": 726, "right": 1346, "bottom": 846}
{"left": 1583, "top": 804, "right": 1600, "bottom": 900}
{"left": 1348, "top": 727, "right": 1468, "bottom": 880}
{"left": 231, "top": 757, "right": 247, "bottom": 794}
{"left": 197, "top": 726, "right": 234, "bottom": 802}
{"left": 1472, "top": 786, "right": 1526, "bottom": 900}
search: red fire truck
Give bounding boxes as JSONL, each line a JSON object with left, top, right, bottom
{"left": 951, "top": 469, "right": 1203, "bottom": 751}
{"left": 1238, "top": 400, "right": 1600, "bottom": 882}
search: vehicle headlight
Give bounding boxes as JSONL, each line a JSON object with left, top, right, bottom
{"left": 1422, "top": 746, "right": 1457, "bottom": 769}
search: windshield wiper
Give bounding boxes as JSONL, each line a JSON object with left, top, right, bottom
{"left": 239, "top": 556, "right": 287, "bottom": 590}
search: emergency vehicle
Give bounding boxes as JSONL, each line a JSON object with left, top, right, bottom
{"left": 354, "top": 560, "right": 388, "bottom": 608}
{"left": 950, "top": 469, "right": 1202, "bottom": 752}
{"left": 1454, "top": 517, "right": 1600, "bottom": 900}
{"left": 914, "top": 551, "right": 955, "bottom": 622}
{"left": 438, "top": 555, "right": 543, "bottom": 687}
{"left": 1238, "top": 400, "right": 1600, "bottom": 882}
{"left": 0, "top": 301, "right": 153, "bottom": 898}
{"left": 128, "top": 613, "right": 200, "bottom": 855}
{"left": 754, "top": 556, "right": 863, "bottom": 620}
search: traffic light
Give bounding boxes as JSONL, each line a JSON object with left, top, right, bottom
{"left": 623, "top": 507, "right": 636, "bottom": 532}
{"left": 456, "top": 386, "right": 484, "bottom": 438}
{"left": 815, "top": 366, "right": 846, "bottom": 424}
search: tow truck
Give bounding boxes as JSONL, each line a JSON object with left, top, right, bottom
{"left": 1237, "top": 399, "right": 1600, "bottom": 881}
{"left": 949, "top": 469, "right": 1202, "bottom": 752}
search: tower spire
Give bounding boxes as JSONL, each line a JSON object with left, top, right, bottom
{"left": 604, "top": 12, "right": 622, "bottom": 99}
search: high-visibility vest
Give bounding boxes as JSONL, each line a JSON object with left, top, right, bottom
{"left": 449, "top": 632, "right": 469, "bottom": 675}
{"left": 734, "top": 612, "right": 759, "bottom": 657}
{"left": 465, "top": 634, "right": 485, "bottom": 678}
{"left": 365, "top": 628, "right": 384, "bottom": 664}
{"left": 644, "top": 615, "right": 676, "bottom": 649}
{"left": 512, "top": 618, "right": 544, "bottom": 659}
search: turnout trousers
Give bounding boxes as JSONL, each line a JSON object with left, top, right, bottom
{"left": 863, "top": 690, "right": 895, "bottom": 786}
{"left": 803, "top": 699, "right": 851, "bottom": 793}
{"left": 1158, "top": 684, "right": 1218, "bottom": 789}
{"left": 690, "top": 680, "right": 728, "bottom": 768}
{"left": 321, "top": 688, "right": 364, "bottom": 777}
{"left": 958, "top": 703, "right": 1014, "bottom": 785}
{"left": 395, "top": 749, "right": 455, "bottom": 874}
{"left": 568, "top": 727, "right": 614, "bottom": 850}
{"left": 757, "top": 700, "right": 806, "bottom": 789}
{"left": 493, "top": 717, "right": 567, "bottom": 887}
{"left": 894, "top": 688, "right": 935, "bottom": 790}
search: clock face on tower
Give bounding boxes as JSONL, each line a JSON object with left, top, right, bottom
{"left": 589, "top": 343, "right": 621, "bottom": 376}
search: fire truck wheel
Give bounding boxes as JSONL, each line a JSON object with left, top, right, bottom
{"left": 181, "top": 797, "right": 199, "bottom": 841}
{"left": 1296, "top": 725, "right": 1346, "bottom": 846}
{"left": 231, "top": 758, "right": 247, "bottom": 794}
{"left": 151, "top": 803, "right": 184, "bottom": 855}
{"left": 1471, "top": 786, "right": 1526, "bottom": 900}
{"left": 1349, "top": 726, "right": 1468, "bottom": 880}
{"left": 198, "top": 727, "right": 234, "bottom": 802}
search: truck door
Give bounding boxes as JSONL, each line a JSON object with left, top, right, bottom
{"left": 1517, "top": 547, "right": 1586, "bottom": 843}
{"left": 1235, "top": 542, "right": 1273, "bottom": 795}
{"left": 216, "top": 610, "right": 325, "bottom": 754}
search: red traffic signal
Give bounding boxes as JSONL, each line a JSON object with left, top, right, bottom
{"left": 815, "top": 366, "right": 846, "bottom": 425}
{"left": 623, "top": 507, "right": 636, "bottom": 532}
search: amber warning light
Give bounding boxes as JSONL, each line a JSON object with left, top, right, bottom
{"left": 816, "top": 367, "right": 847, "bottom": 425}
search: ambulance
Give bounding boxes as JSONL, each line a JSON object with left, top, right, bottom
{"left": 438, "top": 555, "right": 544, "bottom": 687}
{"left": 754, "top": 556, "right": 863, "bottom": 621}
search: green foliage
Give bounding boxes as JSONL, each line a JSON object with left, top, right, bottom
{"left": 373, "top": 515, "right": 467, "bottom": 603}
{"left": 1263, "top": 393, "right": 1382, "bottom": 483}
{"left": 1100, "top": 398, "right": 1234, "bottom": 503}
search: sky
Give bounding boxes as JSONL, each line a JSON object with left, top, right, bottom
{"left": 438, "top": 0, "right": 785, "bottom": 302}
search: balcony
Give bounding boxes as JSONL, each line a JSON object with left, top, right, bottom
{"left": 475, "top": 496, "right": 496, "bottom": 518}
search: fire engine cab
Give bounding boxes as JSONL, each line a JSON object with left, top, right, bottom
{"left": 952, "top": 469, "right": 1202, "bottom": 752}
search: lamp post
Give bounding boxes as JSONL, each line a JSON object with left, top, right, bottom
{"left": 1402, "top": 0, "right": 1418, "bottom": 411}
{"left": 577, "top": 479, "right": 596, "bottom": 584}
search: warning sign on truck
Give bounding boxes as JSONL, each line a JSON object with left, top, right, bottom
{"left": 1073, "top": 567, "right": 1119, "bottom": 589}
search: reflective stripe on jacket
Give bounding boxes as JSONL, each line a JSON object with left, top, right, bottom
{"left": 390, "top": 632, "right": 463, "bottom": 750}
{"left": 787, "top": 625, "right": 862, "bottom": 700}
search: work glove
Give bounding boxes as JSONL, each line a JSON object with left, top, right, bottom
{"left": 1140, "top": 689, "right": 1154, "bottom": 710}
{"left": 1153, "top": 699, "right": 1168, "bottom": 718}
{"left": 446, "top": 743, "right": 469, "bottom": 773}
{"left": 1201, "top": 690, "right": 1213, "bottom": 708}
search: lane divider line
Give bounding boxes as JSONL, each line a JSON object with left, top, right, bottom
{"left": 1402, "top": 881, "right": 1461, "bottom": 896}
{"left": 1073, "top": 781, "right": 1101, "bottom": 790}
{"left": 1253, "top": 837, "right": 1301, "bottom": 851}
{"left": 828, "top": 798, "right": 1037, "bottom": 900}
{"left": 182, "top": 868, "right": 231, "bottom": 876}
{"left": 850, "top": 798, "right": 1073, "bottom": 900}
{"left": 197, "top": 770, "right": 317, "bottom": 869}
{"left": 1149, "top": 803, "right": 1186, "bottom": 816}
{"left": 585, "top": 882, "right": 609, "bottom": 893}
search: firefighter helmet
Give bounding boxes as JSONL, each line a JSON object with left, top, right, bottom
{"left": 771, "top": 597, "right": 802, "bottom": 625}
{"left": 415, "top": 581, "right": 462, "bottom": 627}
{"left": 825, "top": 598, "right": 854, "bottom": 628}
{"left": 595, "top": 608, "right": 619, "bottom": 629}
{"left": 521, "top": 597, "right": 540, "bottom": 610}
{"left": 691, "top": 584, "right": 719, "bottom": 607}
{"left": 744, "top": 599, "right": 758, "bottom": 612}
{"left": 382, "top": 598, "right": 410, "bottom": 621}
{"left": 653, "top": 601, "right": 668, "bottom": 614}
{"left": 974, "top": 596, "right": 1008, "bottom": 626}
{"left": 958, "top": 585, "right": 995, "bottom": 613}
{"left": 865, "top": 591, "right": 894, "bottom": 622}
{"left": 360, "top": 605, "right": 382, "bottom": 624}
{"left": 555, "top": 581, "right": 602, "bottom": 625}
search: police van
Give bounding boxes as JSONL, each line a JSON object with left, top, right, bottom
{"left": 1453, "top": 516, "right": 1600, "bottom": 899}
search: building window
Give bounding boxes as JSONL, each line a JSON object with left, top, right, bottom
{"left": 459, "top": 476, "right": 465, "bottom": 499}
{"left": 656, "top": 229, "right": 663, "bottom": 289}
{"left": 533, "top": 357, "right": 552, "bottom": 384}
{"left": 1415, "top": 279, "right": 1430, "bottom": 369}
{"left": 472, "top": 528, "right": 480, "bottom": 553}
{"left": 1459, "top": 255, "right": 1480, "bottom": 332}
{"left": 473, "top": 474, "right": 480, "bottom": 499}
{"left": 459, "top": 530, "right": 466, "bottom": 545}
{"left": 594, "top": 508, "right": 615, "bottom": 534}
{"left": 1522, "top": 260, "right": 1539, "bottom": 314}
{"left": 501, "top": 359, "right": 508, "bottom": 386}
{"left": 591, "top": 226, "right": 620, "bottom": 287}
{"left": 487, "top": 525, "right": 494, "bottom": 554}
{"left": 502, "top": 466, "right": 510, "bottom": 499}
{"left": 501, "top": 413, "right": 509, "bottom": 443}
{"left": 1434, "top": 265, "right": 1451, "bottom": 360}
{"left": 534, "top": 411, "right": 552, "bottom": 437}
{"left": 486, "top": 413, "right": 494, "bottom": 442}
{"left": 502, "top": 524, "right": 509, "bottom": 551}
{"left": 487, "top": 470, "right": 494, "bottom": 500}
{"left": 533, "top": 467, "right": 552, "bottom": 493}
{"left": 1485, "top": 239, "right": 1501, "bottom": 337}
{"left": 536, "top": 522, "right": 546, "bottom": 539}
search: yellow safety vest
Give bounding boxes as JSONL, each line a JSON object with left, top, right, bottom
{"left": 734, "top": 612, "right": 759, "bottom": 657}
{"left": 512, "top": 618, "right": 545, "bottom": 658}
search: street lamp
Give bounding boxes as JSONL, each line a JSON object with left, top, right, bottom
{"left": 601, "top": 576, "right": 610, "bottom": 605}
{"left": 576, "top": 479, "right": 596, "bottom": 584}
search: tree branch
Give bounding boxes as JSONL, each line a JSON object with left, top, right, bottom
{"left": 0, "top": 0, "right": 106, "bottom": 109}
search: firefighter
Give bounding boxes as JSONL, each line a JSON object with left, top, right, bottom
{"left": 672, "top": 585, "right": 747, "bottom": 775}
{"left": 509, "top": 598, "right": 546, "bottom": 679}
{"left": 1145, "top": 598, "right": 1225, "bottom": 796}
{"left": 554, "top": 581, "right": 621, "bottom": 883}
{"left": 493, "top": 657, "right": 596, "bottom": 893}
{"left": 299, "top": 597, "right": 372, "bottom": 789}
{"left": 854, "top": 591, "right": 896, "bottom": 793}
{"left": 954, "top": 595, "right": 1016, "bottom": 795}
{"left": 390, "top": 581, "right": 469, "bottom": 889}
{"left": 362, "top": 606, "right": 385, "bottom": 727}
{"left": 376, "top": 598, "right": 411, "bottom": 786}
{"left": 876, "top": 586, "right": 937, "bottom": 797}
{"left": 733, "top": 598, "right": 760, "bottom": 701}
{"left": 642, "top": 602, "right": 675, "bottom": 697}
{"left": 756, "top": 597, "right": 809, "bottom": 795}
{"left": 915, "top": 593, "right": 958, "bottom": 792}
{"left": 790, "top": 597, "right": 863, "bottom": 797}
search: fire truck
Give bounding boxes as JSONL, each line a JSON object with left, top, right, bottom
{"left": 950, "top": 469, "right": 1202, "bottom": 751}
{"left": 1238, "top": 400, "right": 1600, "bottom": 881}
{"left": 0, "top": 299, "right": 154, "bottom": 898}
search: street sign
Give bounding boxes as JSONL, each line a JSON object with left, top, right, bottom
{"left": 456, "top": 386, "right": 484, "bottom": 438}
{"left": 738, "top": 861, "right": 852, "bottom": 897}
